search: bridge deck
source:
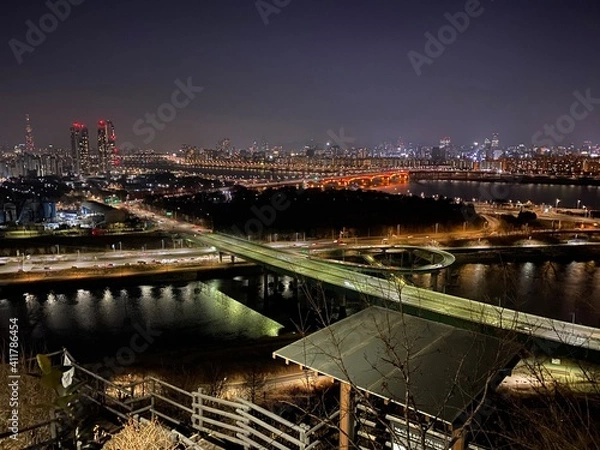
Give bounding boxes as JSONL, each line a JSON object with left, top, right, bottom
{"left": 196, "top": 233, "right": 600, "bottom": 352}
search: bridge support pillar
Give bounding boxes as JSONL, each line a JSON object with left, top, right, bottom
{"left": 431, "top": 272, "right": 439, "bottom": 291}
{"left": 218, "top": 252, "right": 223, "bottom": 263}
{"left": 230, "top": 254, "right": 235, "bottom": 263}
{"left": 263, "top": 269, "right": 269, "bottom": 301}
{"left": 248, "top": 276, "right": 259, "bottom": 307}
{"left": 440, "top": 269, "right": 448, "bottom": 293}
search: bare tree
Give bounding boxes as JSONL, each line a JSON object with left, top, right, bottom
{"left": 243, "top": 362, "right": 268, "bottom": 403}
{"left": 279, "top": 263, "right": 600, "bottom": 450}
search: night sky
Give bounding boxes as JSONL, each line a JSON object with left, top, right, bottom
{"left": 1, "top": 0, "right": 599, "bottom": 151}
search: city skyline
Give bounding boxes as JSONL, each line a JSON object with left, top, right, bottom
{"left": 1, "top": 0, "right": 599, "bottom": 150}
{"left": 8, "top": 115, "right": 599, "bottom": 154}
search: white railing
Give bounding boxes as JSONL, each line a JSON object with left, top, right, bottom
{"left": 192, "top": 389, "right": 326, "bottom": 449}
{"left": 47, "top": 349, "right": 333, "bottom": 449}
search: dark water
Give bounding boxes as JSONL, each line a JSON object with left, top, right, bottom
{"left": 380, "top": 180, "right": 600, "bottom": 210}
{"left": 413, "top": 260, "right": 600, "bottom": 327}
{"left": 0, "top": 277, "right": 288, "bottom": 361}
{"left": 0, "top": 260, "right": 599, "bottom": 361}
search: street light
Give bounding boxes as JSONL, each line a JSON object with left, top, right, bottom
{"left": 555, "top": 198, "right": 560, "bottom": 209}
{"left": 577, "top": 199, "right": 581, "bottom": 209}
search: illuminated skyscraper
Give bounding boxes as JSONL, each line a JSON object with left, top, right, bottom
{"left": 491, "top": 132, "right": 500, "bottom": 149}
{"left": 440, "top": 137, "right": 451, "bottom": 148}
{"left": 25, "top": 114, "right": 35, "bottom": 153}
{"left": 70, "top": 122, "right": 90, "bottom": 175}
{"left": 97, "top": 120, "right": 116, "bottom": 174}
{"left": 217, "top": 138, "right": 232, "bottom": 154}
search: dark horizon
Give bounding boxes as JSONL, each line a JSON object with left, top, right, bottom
{"left": 1, "top": 0, "right": 599, "bottom": 151}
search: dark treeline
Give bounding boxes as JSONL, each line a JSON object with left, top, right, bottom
{"left": 146, "top": 187, "right": 484, "bottom": 238}
{"left": 0, "top": 176, "right": 71, "bottom": 204}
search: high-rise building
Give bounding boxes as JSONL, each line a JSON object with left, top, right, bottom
{"left": 70, "top": 122, "right": 90, "bottom": 175}
{"left": 491, "top": 132, "right": 500, "bottom": 149}
{"left": 440, "top": 137, "right": 451, "bottom": 148}
{"left": 25, "top": 114, "right": 35, "bottom": 153}
{"left": 97, "top": 120, "right": 116, "bottom": 174}
{"left": 260, "top": 138, "right": 269, "bottom": 154}
{"left": 431, "top": 146, "right": 447, "bottom": 163}
{"left": 217, "top": 138, "right": 232, "bottom": 154}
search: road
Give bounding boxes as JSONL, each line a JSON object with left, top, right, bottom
{"left": 0, "top": 248, "right": 220, "bottom": 274}
{"left": 307, "top": 246, "right": 456, "bottom": 274}
{"left": 475, "top": 203, "right": 599, "bottom": 226}
{"left": 194, "top": 232, "right": 600, "bottom": 353}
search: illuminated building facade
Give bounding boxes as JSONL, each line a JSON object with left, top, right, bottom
{"left": 70, "top": 122, "right": 90, "bottom": 175}
{"left": 25, "top": 114, "right": 35, "bottom": 153}
{"left": 97, "top": 119, "right": 116, "bottom": 174}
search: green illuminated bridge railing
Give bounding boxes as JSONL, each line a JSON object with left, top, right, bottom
{"left": 195, "top": 233, "right": 600, "bottom": 353}
{"left": 309, "top": 245, "right": 456, "bottom": 274}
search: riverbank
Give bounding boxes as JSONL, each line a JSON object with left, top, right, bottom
{"left": 409, "top": 172, "right": 600, "bottom": 187}
{"left": 448, "top": 243, "right": 600, "bottom": 264}
{"left": 0, "top": 262, "right": 257, "bottom": 288}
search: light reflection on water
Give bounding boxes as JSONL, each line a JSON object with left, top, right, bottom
{"left": 0, "top": 280, "right": 284, "bottom": 358}
{"left": 0, "top": 262, "right": 598, "bottom": 356}
{"left": 378, "top": 180, "right": 600, "bottom": 209}
{"left": 442, "top": 261, "right": 600, "bottom": 327}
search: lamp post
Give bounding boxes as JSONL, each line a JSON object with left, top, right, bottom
{"left": 577, "top": 199, "right": 581, "bottom": 209}
{"left": 555, "top": 198, "right": 560, "bottom": 209}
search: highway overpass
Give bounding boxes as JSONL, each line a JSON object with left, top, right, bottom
{"left": 308, "top": 245, "right": 456, "bottom": 274}
{"left": 195, "top": 232, "right": 600, "bottom": 354}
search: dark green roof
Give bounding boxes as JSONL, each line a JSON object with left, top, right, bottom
{"left": 274, "top": 306, "right": 520, "bottom": 424}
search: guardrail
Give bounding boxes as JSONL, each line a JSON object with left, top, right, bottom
{"left": 34, "top": 349, "right": 334, "bottom": 450}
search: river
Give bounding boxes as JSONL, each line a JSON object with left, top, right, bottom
{"left": 378, "top": 180, "right": 600, "bottom": 210}
{"left": 1, "top": 256, "right": 599, "bottom": 363}
{"left": 1, "top": 180, "right": 599, "bottom": 362}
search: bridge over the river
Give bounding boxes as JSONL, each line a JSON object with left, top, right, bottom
{"left": 194, "top": 233, "right": 600, "bottom": 355}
